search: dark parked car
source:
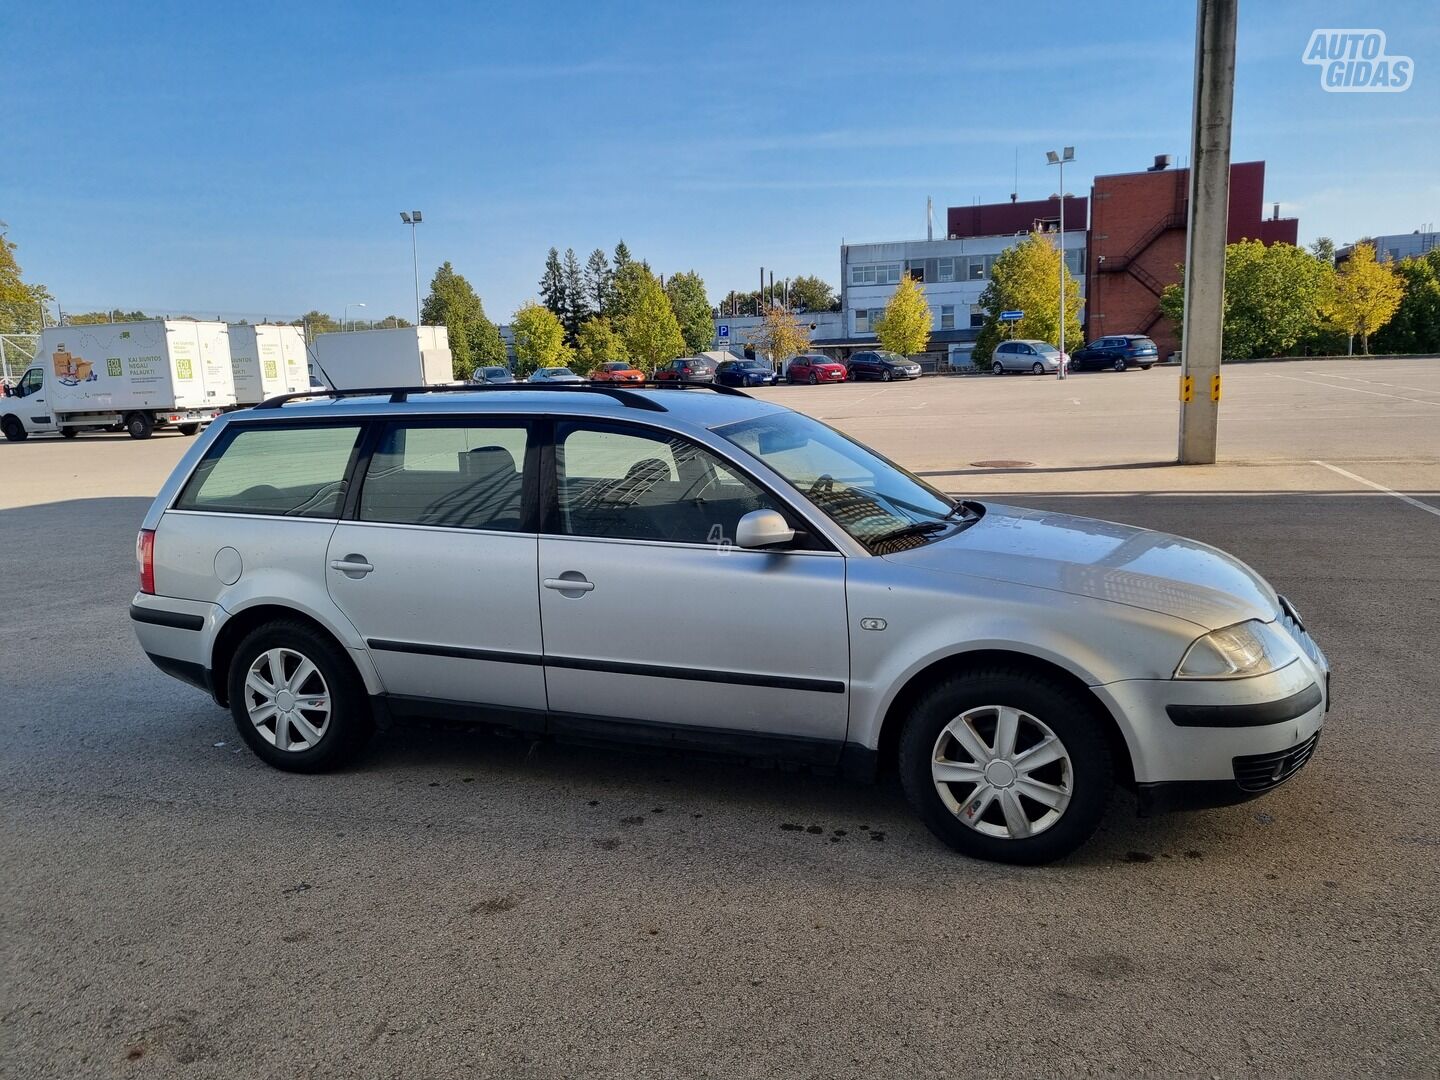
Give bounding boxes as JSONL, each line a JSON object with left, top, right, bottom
{"left": 716, "top": 359, "right": 776, "bottom": 387}
{"left": 847, "top": 350, "right": 922, "bottom": 381}
{"left": 654, "top": 357, "right": 716, "bottom": 385}
{"left": 471, "top": 366, "right": 515, "bottom": 384}
{"left": 1069, "top": 335, "right": 1159, "bottom": 372}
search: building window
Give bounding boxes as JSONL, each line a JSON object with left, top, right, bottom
{"left": 940, "top": 305, "right": 955, "bottom": 330}
{"left": 849, "top": 262, "right": 902, "bottom": 286}
{"left": 970, "top": 305, "right": 986, "bottom": 329}
{"left": 983, "top": 254, "right": 998, "bottom": 277}
{"left": 966, "top": 256, "right": 985, "bottom": 281}
{"left": 855, "top": 309, "right": 871, "bottom": 333}
{"left": 1064, "top": 247, "right": 1087, "bottom": 277}
{"left": 937, "top": 257, "right": 955, "bottom": 282}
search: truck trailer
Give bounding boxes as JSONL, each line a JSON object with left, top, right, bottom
{"left": 229, "top": 323, "right": 310, "bottom": 405}
{"left": 0, "top": 320, "right": 237, "bottom": 441}
{"left": 312, "top": 326, "right": 454, "bottom": 390}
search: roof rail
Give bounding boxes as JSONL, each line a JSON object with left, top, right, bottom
{"left": 254, "top": 379, "right": 751, "bottom": 412}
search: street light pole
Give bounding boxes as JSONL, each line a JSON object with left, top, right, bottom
{"left": 343, "top": 302, "right": 366, "bottom": 331}
{"left": 1046, "top": 147, "right": 1075, "bottom": 379}
{"left": 401, "top": 211, "right": 423, "bottom": 324}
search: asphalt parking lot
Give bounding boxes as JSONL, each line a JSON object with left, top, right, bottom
{"left": 2, "top": 358, "right": 1437, "bottom": 1078}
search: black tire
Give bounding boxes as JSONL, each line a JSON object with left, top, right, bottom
{"left": 177, "top": 423, "right": 200, "bottom": 436}
{"left": 898, "top": 667, "right": 1114, "bottom": 865}
{"left": 1140, "top": 364, "right": 1153, "bottom": 371}
{"left": 1113, "top": 357, "right": 1128, "bottom": 372}
{"left": 1032, "top": 362, "right": 1045, "bottom": 375}
{"left": 59, "top": 427, "right": 79, "bottom": 439}
{"left": 228, "top": 619, "right": 374, "bottom": 773}
{"left": 125, "top": 412, "right": 154, "bottom": 440}
{"left": 881, "top": 368, "right": 893, "bottom": 382}
{"left": 808, "top": 372, "right": 818, "bottom": 385}
{"left": 1, "top": 415, "right": 27, "bottom": 442}
{"left": 992, "top": 361, "right": 1004, "bottom": 375}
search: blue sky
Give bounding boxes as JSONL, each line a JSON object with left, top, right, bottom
{"left": 2, "top": 0, "right": 1436, "bottom": 323}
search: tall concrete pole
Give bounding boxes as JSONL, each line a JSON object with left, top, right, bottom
{"left": 1178, "top": 0, "right": 1237, "bottom": 464}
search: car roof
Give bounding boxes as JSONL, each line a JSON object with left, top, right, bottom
{"left": 233, "top": 386, "right": 787, "bottom": 431}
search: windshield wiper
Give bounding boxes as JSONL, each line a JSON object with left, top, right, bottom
{"left": 870, "top": 520, "right": 949, "bottom": 547}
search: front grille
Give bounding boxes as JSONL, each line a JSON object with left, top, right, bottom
{"left": 1233, "top": 733, "right": 1320, "bottom": 792}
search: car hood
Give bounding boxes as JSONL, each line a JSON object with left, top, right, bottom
{"left": 883, "top": 503, "right": 1279, "bottom": 630}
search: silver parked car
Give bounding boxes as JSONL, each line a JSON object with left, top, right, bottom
{"left": 131, "top": 383, "right": 1328, "bottom": 864}
{"left": 992, "top": 339, "right": 1063, "bottom": 375}
{"left": 527, "top": 366, "right": 585, "bottom": 384}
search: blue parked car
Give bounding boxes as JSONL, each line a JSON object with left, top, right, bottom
{"left": 715, "top": 359, "right": 777, "bottom": 387}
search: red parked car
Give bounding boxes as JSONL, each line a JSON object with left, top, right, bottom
{"left": 786, "top": 353, "right": 847, "bottom": 384}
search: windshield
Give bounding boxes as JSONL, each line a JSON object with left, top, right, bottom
{"left": 714, "top": 412, "right": 970, "bottom": 553}
{"left": 1033, "top": 343, "right": 1060, "bottom": 356}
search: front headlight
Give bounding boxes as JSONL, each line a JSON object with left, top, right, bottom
{"left": 1174, "top": 619, "right": 1300, "bottom": 679}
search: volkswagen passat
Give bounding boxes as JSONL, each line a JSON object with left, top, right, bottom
{"left": 131, "top": 383, "right": 1329, "bottom": 864}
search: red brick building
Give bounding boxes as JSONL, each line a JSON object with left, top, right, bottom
{"left": 1087, "top": 159, "right": 1298, "bottom": 357}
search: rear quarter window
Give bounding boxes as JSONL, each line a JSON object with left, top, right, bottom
{"left": 176, "top": 423, "right": 362, "bottom": 518}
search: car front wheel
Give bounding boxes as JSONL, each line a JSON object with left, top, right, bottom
{"left": 1, "top": 417, "right": 26, "bottom": 442}
{"left": 898, "top": 668, "right": 1114, "bottom": 864}
{"left": 1032, "top": 362, "right": 1045, "bottom": 375}
{"left": 228, "top": 620, "right": 373, "bottom": 772}
{"left": 992, "top": 361, "right": 1004, "bottom": 375}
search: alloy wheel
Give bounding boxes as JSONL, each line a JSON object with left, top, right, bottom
{"left": 243, "top": 647, "right": 332, "bottom": 751}
{"left": 930, "top": 705, "right": 1073, "bottom": 839}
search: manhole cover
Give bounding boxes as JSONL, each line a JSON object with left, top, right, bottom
{"left": 970, "top": 460, "right": 1035, "bottom": 468}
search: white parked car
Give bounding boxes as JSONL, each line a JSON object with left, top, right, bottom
{"left": 527, "top": 367, "right": 585, "bottom": 384}
{"left": 131, "top": 383, "right": 1329, "bottom": 864}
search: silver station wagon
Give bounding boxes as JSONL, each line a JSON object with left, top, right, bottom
{"left": 131, "top": 383, "right": 1329, "bottom": 863}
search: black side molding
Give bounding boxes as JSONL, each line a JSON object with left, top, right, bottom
{"left": 1166, "top": 683, "right": 1323, "bottom": 728}
{"left": 546, "top": 654, "right": 845, "bottom": 694}
{"left": 130, "top": 604, "right": 205, "bottom": 632}
{"left": 367, "top": 638, "right": 544, "bottom": 666}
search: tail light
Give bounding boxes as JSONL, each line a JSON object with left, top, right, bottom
{"left": 137, "top": 529, "right": 156, "bottom": 595}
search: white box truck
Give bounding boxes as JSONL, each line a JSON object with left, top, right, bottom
{"left": 313, "top": 326, "right": 454, "bottom": 390}
{"left": 229, "top": 323, "right": 310, "bottom": 405}
{"left": 0, "top": 320, "right": 237, "bottom": 441}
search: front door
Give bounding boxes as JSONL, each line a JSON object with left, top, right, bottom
{"left": 326, "top": 419, "right": 546, "bottom": 713}
{"left": 538, "top": 419, "right": 849, "bottom": 749}
{"left": 15, "top": 368, "right": 55, "bottom": 432}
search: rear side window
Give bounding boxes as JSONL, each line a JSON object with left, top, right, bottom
{"left": 359, "top": 421, "right": 529, "bottom": 531}
{"left": 176, "top": 423, "right": 362, "bottom": 517}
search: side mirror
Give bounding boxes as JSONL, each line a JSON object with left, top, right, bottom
{"left": 735, "top": 508, "right": 795, "bottom": 550}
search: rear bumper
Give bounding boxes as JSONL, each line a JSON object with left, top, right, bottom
{"left": 130, "top": 593, "right": 224, "bottom": 699}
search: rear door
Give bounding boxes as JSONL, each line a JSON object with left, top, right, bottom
{"left": 326, "top": 417, "right": 546, "bottom": 712}
{"left": 537, "top": 419, "right": 849, "bottom": 749}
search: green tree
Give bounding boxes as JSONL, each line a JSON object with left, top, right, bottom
{"left": 1326, "top": 242, "right": 1405, "bottom": 354}
{"left": 293, "top": 310, "right": 341, "bottom": 343}
{"left": 0, "top": 225, "right": 50, "bottom": 333}
{"left": 510, "top": 301, "right": 572, "bottom": 376}
{"left": 584, "top": 248, "right": 613, "bottom": 315}
{"left": 1372, "top": 249, "right": 1440, "bottom": 354}
{"left": 613, "top": 240, "right": 633, "bottom": 272}
{"left": 788, "top": 274, "right": 838, "bottom": 312}
{"left": 67, "top": 309, "right": 150, "bottom": 324}
{"left": 610, "top": 260, "right": 652, "bottom": 327}
{"left": 539, "top": 248, "right": 565, "bottom": 320}
{"left": 619, "top": 272, "right": 686, "bottom": 373}
{"left": 1310, "top": 236, "right": 1336, "bottom": 265}
{"left": 575, "top": 315, "right": 626, "bottom": 371}
{"left": 746, "top": 304, "right": 810, "bottom": 368}
{"left": 664, "top": 270, "right": 714, "bottom": 354}
{"left": 974, "top": 233, "right": 1084, "bottom": 363}
{"left": 561, "top": 247, "right": 588, "bottom": 342}
{"left": 876, "top": 276, "right": 933, "bottom": 356}
{"left": 421, "top": 261, "right": 503, "bottom": 373}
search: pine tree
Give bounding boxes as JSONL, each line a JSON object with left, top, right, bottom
{"left": 584, "top": 248, "right": 613, "bottom": 315}
{"left": 539, "top": 247, "right": 565, "bottom": 320}
{"left": 562, "top": 247, "right": 588, "bottom": 342}
{"left": 613, "top": 240, "right": 633, "bottom": 272}
{"left": 664, "top": 270, "right": 715, "bottom": 355}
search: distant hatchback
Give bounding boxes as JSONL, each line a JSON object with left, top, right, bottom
{"left": 654, "top": 357, "right": 716, "bottom": 385}
{"left": 716, "top": 360, "right": 777, "bottom": 388}
{"left": 991, "top": 340, "right": 1062, "bottom": 375}
{"left": 787, "top": 354, "right": 847, "bottom": 384}
{"left": 590, "top": 362, "right": 645, "bottom": 384}
{"left": 1070, "top": 335, "right": 1159, "bottom": 372}
{"left": 528, "top": 367, "right": 585, "bottom": 384}
{"left": 848, "top": 350, "right": 922, "bottom": 382}
{"left": 472, "top": 366, "right": 515, "bottom": 385}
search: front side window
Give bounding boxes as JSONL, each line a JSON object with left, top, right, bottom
{"left": 177, "top": 423, "right": 362, "bottom": 518}
{"left": 716, "top": 412, "right": 963, "bottom": 553}
{"left": 18, "top": 369, "right": 43, "bottom": 396}
{"left": 556, "top": 423, "right": 782, "bottom": 545}
{"left": 358, "top": 421, "right": 529, "bottom": 531}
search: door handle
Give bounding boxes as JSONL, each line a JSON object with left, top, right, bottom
{"left": 330, "top": 555, "right": 374, "bottom": 576}
{"left": 544, "top": 574, "right": 594, "bottom": 594}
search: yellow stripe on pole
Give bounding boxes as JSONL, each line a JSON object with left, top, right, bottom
{"left": 1181, "top": 374, "right": 1194, "bottom": 403}
{"left": 1210, "top": 373, "right": 1222, "bottom": 402}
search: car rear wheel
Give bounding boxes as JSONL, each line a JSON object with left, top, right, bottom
{"left": 2, "top": 416, "right": 27, "bottom": 442}
{"left": 227, "top": 620, "right": 373, "bottom": 773}
{"left": 1032, "top": 362, "right": 1045, "bottom": 375}
{"left": 125, "top": 412, "right": 154, "bottom": 440}
{"left": 1113, "top": 357, "right": 1128, "bottom": 372}
{"left": 177, "top": 423, "right": 200, "bottom": 436}
{"left": 59, "top": 427, "right": 79, "bottom": 438}
{"left": 992, "top": 361, "right": 1004, "bottom": 375}
{"left": 898, "top": 668, "right": 1114, "bottom": 864}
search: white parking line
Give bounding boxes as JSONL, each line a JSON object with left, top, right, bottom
{"left": 1312, "top": 460, "right": 1440, "bottom": 519}
{"left": 1267, "top": 372, "right": 1440, "bottom": 407}
{"left": 1304, "top": 370, "right": 1440, "bottom": 396}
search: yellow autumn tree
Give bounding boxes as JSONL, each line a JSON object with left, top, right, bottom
{"left": 746, "top": 303, "right": 810, "bottom": 367}
{"left": 876, "top": 275, "right": 932, "bottom": 357}
{"left": 1325, "top": 242, "right": 1404, "bottom": 354}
